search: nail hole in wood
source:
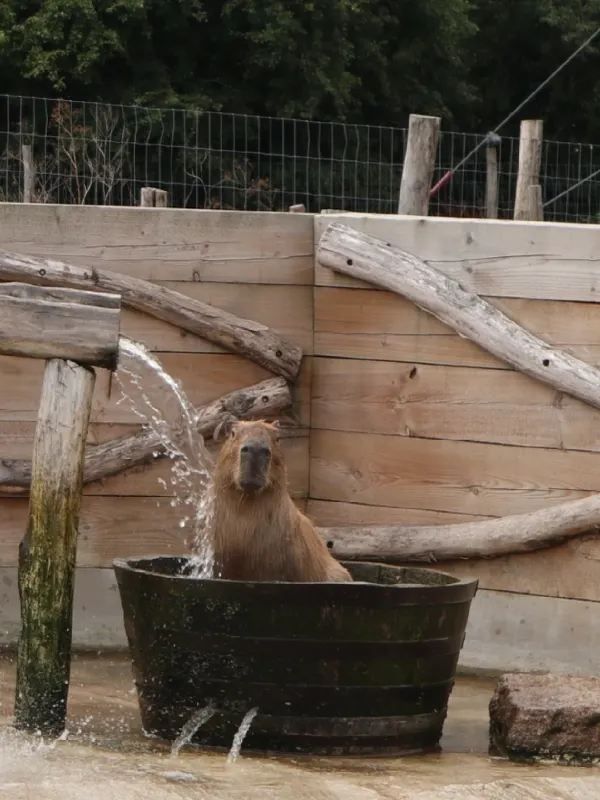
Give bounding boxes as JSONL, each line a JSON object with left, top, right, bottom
{"left": 409, "top": 367, "right": 418, "bottom": 379}
{"left": 346, "top": 258, "right": 353, "bottom": 266}
{"left": 542, "top": 358, "right": 550, "bottom": 367}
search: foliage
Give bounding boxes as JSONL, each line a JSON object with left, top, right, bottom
{"left": 2, "top": 0, "right": 600, "bottom": 138}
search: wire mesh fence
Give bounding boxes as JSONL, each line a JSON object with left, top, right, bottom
{"left": 1, "top": 93, "right": 600, "bottom": 223}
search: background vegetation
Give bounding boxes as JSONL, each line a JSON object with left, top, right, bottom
{"left": 1, "top": 0, "right": 600, "bottom": 139}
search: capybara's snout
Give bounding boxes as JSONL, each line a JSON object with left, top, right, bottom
{"left": 237, "top": 438, "right": 272, "bottom": 492}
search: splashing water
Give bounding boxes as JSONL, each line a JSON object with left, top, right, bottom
{"left": 170, "top": 703, "right": 217, "bottom": 756}
{"left": 227, "top": 708, "right": 259, "bottom": 764}
{"left": 116, "top": 337, "right": 215, "bottom": 576}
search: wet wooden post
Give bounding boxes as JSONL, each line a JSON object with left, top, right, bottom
{"left": 514, "top": 119, "right": 543, "bottom": 220}
{"left": 398, "top": 114, "right": 441, "bottom": 216}
{"left": 2, "top": 283, "right": 121, "bottom": 735}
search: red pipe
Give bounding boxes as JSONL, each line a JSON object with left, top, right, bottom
{"left": 429, "top": 170, "right": 454, "bottom": 198}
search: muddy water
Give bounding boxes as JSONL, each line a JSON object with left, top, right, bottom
{"left": 1, "top": 653, "right": 598, "bottom": 800}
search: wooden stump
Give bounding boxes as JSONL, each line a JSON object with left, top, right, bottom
{"left": 14, "top": 359, "right": 95, "bottom": 734}
{"left": 398, "top": 114, "right": 441, "bottom": 216}
{"left": 514, "top": 119, "right": 543, "bottom": 220}
{"left": 140, "top": 187, "right": 168, "bottom": 207}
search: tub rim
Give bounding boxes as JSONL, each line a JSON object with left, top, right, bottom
{"left": 113, "top": 554, "right": 479, "bottom": 598}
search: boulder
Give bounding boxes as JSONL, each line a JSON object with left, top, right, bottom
{"left": 489, "top": 673, "right": 600, "bottom": 762}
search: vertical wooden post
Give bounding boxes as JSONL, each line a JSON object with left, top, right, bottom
{"left": 528, "top": 184, "right": 543, "bottom": 221}
{"left": 398, "top": 114, "right": 441, "bottom": 216}
{"left": 15, "top": 359, "right": 95, "bottom": 734}
{"left": 140, "top": 187, "right": 168, "bottom": 207}
{"left": 22, "top": 145, "right": 34, "bottom": 203}
{"left": 485, "top": 134, "right": 500, "bottom": 219}
{"left": 514, "top": 119, "right": 543, "bottom": 220}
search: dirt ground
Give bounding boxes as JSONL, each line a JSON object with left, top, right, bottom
{"left": 1, "top": 652, "right": 599, "bottom": 799}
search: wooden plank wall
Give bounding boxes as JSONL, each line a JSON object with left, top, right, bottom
{"left": 0, "top": 204, "right": 314, "bottom": 567}
{"left": 310, "top": 213, "right": 600, "bottom": 606}
{"left": 2, "top": 203, "right": 600, "bottom": 621}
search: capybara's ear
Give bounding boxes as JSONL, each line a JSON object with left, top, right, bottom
{"left": 213, "top": 415, "right": 238, "bottom": 442}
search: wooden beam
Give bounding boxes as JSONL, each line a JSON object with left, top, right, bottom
{"left": 0, "top": 251, "right": 303, "bottom": 380}
{"left": 485, "top": 141, "right": 499, "bottom": 219}
{"left": 514, "top": 119, "right": 543, "bottom": 220}
{"left": 0, "top": 377, "right": 292, "bottom": 494}
{"left": 398, "top": 114, "right": 441, "bottom": 215}
{"left": 0, "top": 282, "right": 121, "bottom": 369}
{"left": 318, "top": 492, "right": 600, "bottom": 563}
{"left": 528, "top": 184, "right": 543, "bottom": 222}
{"left": 15, "top": 359, "right": 95, "bottom": 734}
{"left": 317, "top": 222, "right": 600, "bottom": 412}
{"left": 22, "top": 145, "right": 34, "bottom": 204}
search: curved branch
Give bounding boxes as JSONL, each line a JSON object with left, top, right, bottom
{"left": 319, "top": 493, "right": 600, "bottom": 562}
{"left": 0, "top": 377, "right": 291, "bottom": 495}
{"left": 318, "top": 222, "right": 600, "bottom": 411}
{"left": 0, "top": 250, "right": 302, "bottom": 380}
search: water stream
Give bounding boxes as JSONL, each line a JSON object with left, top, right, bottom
{"left": 169, "top": 704, "right": 216, "bottom": 757}
{"left": 116, "top": 337, "right": 215, "bottom": 577}
{"left": 227, "top": 708, "right": 259, "bottom": 763}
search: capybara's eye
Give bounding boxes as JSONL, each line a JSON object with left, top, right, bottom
{"left": 241, "top": 444, "right": 250, "bottom": 453}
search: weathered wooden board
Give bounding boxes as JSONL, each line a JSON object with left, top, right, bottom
{"left": 311, "top": 357, "right": 600, "bottom": 451}
{"left": 0, "top": 423, "right": 309, "bottom": 499}
{"left": 0, "top": 495, "right": 309, "bottom": 567}
{"left": 306, "top": 499, "right": 600, "bottom": 604}
{"left": 439, "top": 536, "right": 600, "bottom": 604}
{"left": 121, "top": 283, "right": 313, "bottom": 354}
{"left": 314, "top": 213, "right": 600, "bottom": 301}
{"left": 0, "top": 283, "right": 121, "bottom": 368}
{"left": 310, "top": 429, "right": 593, "bottom": 516}
{"left": 0, "top": 353, "right": 310, "bottom": 426}
{"left": 306, "top": 499, "right": 487, "bottom": 526}
{"left": 315, "top": 288, "right": 600, "bottom": 367}
{"left": 0, "top": 204, "right": 314, "bottom": 284}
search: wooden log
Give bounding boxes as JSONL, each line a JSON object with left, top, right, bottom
{"left": 485, "top": 139, "right": 499, "bottom": 219}
{"left": 15, "top": 359, "right": 95, "bottom": 734}
{"left": 0, "top": 283, "right": 121, "bottom": 369}
{"left": 398, "top": 114, "right": 441, "bottom": 215}
{"left": 514, "top": 119, "right": 543, "bottom": 220}
{"left": 0, "top": 251, "right": 302, "bottom": 380}
{"left": 528, "top": 184, "right": 543, "bottom": 222}
{"left": 140, "top": 187, "right": 168, "bottom": 207}
{"left": 317, "top": 222, "right": 600, "bottom": 412}
{"left": 0, "top": 377, "right": 292, "bottom": 494}
{"left": 22, "top": 145, "right": 34, "bottom": 203}
{"left": 318, "top": 492, "right": 600, "bottom": 563}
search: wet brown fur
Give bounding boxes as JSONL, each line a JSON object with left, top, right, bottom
{"left": 212, "top": 420, "right": 352, "bottom": 583}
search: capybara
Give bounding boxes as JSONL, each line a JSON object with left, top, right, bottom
{"left": 212, "top": 419, "right": 352, "bottom": 583}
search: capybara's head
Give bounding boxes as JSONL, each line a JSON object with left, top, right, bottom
{"left": 215, "top": 419, "right": 284, "bottom": 495}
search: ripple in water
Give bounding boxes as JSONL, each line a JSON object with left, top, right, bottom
{"left": 116, "top": 337, "right": 215, "bottom": 577}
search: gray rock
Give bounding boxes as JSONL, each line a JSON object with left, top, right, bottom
{"left": 489, "top": 673, "right": 600, "bottom": 762}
